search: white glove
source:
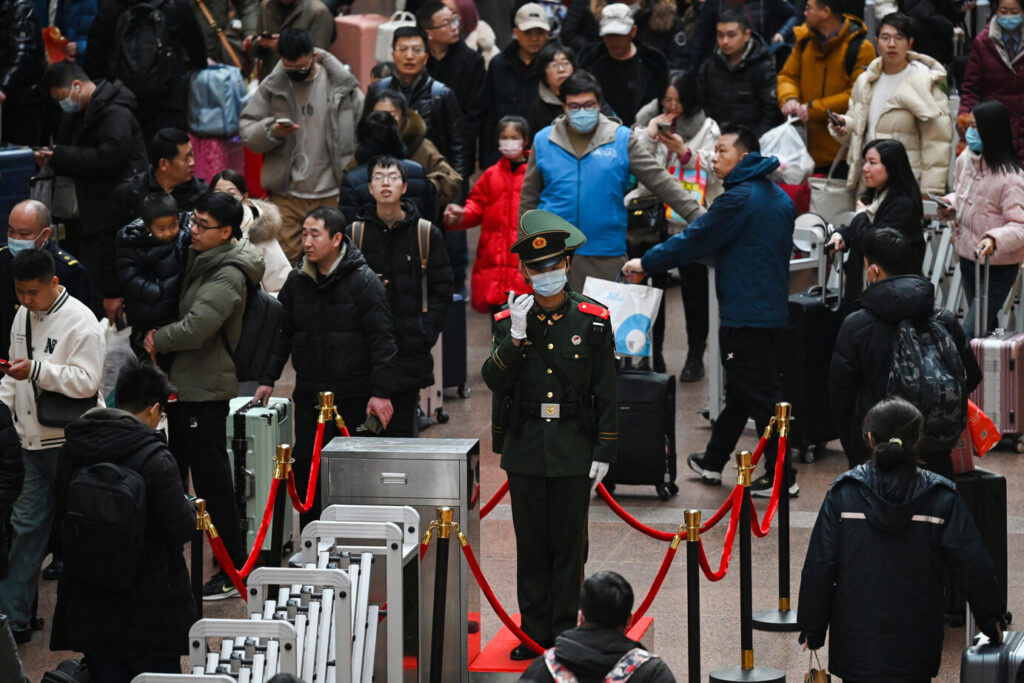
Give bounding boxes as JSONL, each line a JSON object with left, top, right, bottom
{"left": 508, "top": 291, "right": 534, "bottom": 340}
{"left": 589, "top": 461, "right": 610, "bottom": 490}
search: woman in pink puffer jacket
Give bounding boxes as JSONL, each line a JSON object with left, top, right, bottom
{"left": 942, "top": 100, "right": 1024, "bottom": 335}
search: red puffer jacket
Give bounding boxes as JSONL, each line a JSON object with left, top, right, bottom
{"left": 454, "top": 155, "right": 532, "bottom": 313}
{"left": 959, "top": 20, "right": 1024, "bottom": 159}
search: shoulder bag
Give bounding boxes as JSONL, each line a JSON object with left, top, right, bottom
{"left": 26, "top": 314, "right": 96, "bottom": 428}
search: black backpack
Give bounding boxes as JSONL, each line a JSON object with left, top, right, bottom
{"left": 111, "top": 0, "right": 175, "bottom": 98}
{"left": 62, "top": 441, "right": 164, "bottom": 592}
{"left": 886, "top": 314, "right": 968, "bottom": 451}
{"left": 216, "top": 263, "right": 283, "bottom": 381}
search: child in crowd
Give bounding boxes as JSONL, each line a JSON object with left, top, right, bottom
{"left": 115, "top": 192, "right": 191, "bottom": 368}
{"left": 443, "top": 115, "right": 532, "bottom": 314}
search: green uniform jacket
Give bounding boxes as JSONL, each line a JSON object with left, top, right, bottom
{"left": 482, "top": 290, "right": 618, "bottom": 477}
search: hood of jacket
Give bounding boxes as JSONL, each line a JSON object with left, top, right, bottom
{"left": 189, "top": 236, "right": 266, "bottom": 286}
{"left": 64, "top": 407, "right": 165, "bottom": 468}
{"left": 860, "top": 51, "right": 947, "bottom": 119}
{"left": 296, "top": 234, "right": 368, "bottom": 285}
{"left": 244, "top": 199, "right": 281, "bottom": 244}
{"left": 713, "top": 32, "right": 771, "bottom": 71}
{"left": 793, "top": 14, "right": 868, "bottom": 56}
{"left": 833, "top": 461, "right": 955, "bottom": 535}
{"left": 546, "top": 112, "right": 626, "bottom": 159}
{"left": 355, "top": 138, "right": 408, "bottom": 164}
{"left": 259, "top": 48, "right": 360, "bottom": 101}
{"left": 857, "top": 274, "right": 934, "bottom": 323}
{"left": 551, "top": 625, "right": 647, "bottom": 678}
{"left": 538, "top": 81, "right": 562, "bottom": 106}
{"left": 723, "top": 152, "right": 779, "bottom": 187}
{"left": 83, "top": 79, "right": 138, "bottom": 128}
{"left": 117, "top": 212, "right": 191, "bottom": 249}
{"left": 399, "top": 109, "right": 429, "bottom": 156}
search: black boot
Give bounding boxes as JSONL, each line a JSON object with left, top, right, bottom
{"left": 679, "top": 347, "right": 705, "bottom": 382}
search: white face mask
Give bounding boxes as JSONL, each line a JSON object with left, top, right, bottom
{"left": 499, "top": 139, "right": 524, "bottom": 158}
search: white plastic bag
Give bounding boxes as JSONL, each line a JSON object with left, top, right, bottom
{"left": 760, "top": 117, "right": 815, "bottom": 185}
{"left": 582, "top": 277, "right": 663, "bottom": 357}
{"left": 101, "top": 322, "right": 134, "bottom": 406}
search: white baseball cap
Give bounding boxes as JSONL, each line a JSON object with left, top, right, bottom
{"left": 515, "top": 3, "right": 551, "bottom": 32}
{"left": 599, "top": 3, "right": 635, "bottom": 36}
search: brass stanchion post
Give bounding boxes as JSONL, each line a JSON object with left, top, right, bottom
{"left": 709, "top": 451, "right": 785, "bottom": 683}
{"left": 753, "top": 403, "right": 800, "bottom": 631}
{"left": 318, "top": 390, "right": 346, "bottom": 431}
{"left": 269, "top": 444, "right": 294, "bottom": 566}
{"left": 429, "top": 507, "right": 454, "bottom": 683}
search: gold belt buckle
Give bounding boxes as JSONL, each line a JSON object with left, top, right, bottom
{"left": 540, "top": 402, "right": 561, "bottom": 418}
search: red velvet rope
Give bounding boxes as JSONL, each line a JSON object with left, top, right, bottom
{"left": 207, "top": 532, "right": 249, "bottom": 601}
{"left": 461, "top": 540, "right": 545, "bottom": 655}
{"left": 419, "top": 543, "right": 429, "bottom": 561}
{"left": 629, "top": 542, "right": 678, "bottom": 628}
{"left": 595, "top": 483, "right": 678, "bottom": 542}
{"left": 697, "top": 488, "right": 744, "bottom": 582}
{"left": 750, "top": 435, "right": 789, "bottom": 538}
{"left": 479, "top": 480, "right": 510, "bottom": 520}
{"left": 287, "top": 422, "right": 326, "bottom": 513}
{"left": 749, "top": 432, "right": 770, "bottom": 467}
{"left": 470, "top": 483, "right": 480, "bottom": 508}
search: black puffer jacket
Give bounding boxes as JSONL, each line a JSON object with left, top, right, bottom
{"left": 829, "top": 275, "right": 981, "bottom": 465}
{"left": 0, "top": 401, "right": 23, "bottom": 580}
{"left": 339, "top": 151, "right": 435, "bottom": 226}
{"left": 260, "top": 236, "right": 397, "bottom": 398}
{"left": 578, "top": 39, "right": 670, "bottom": 127}
{"left": 367, "top": 73, "right": 468, "bottom": 180}
{"left": 480, "top": 38, "right": 543, "bottom": 168}
{"left": 0, "top": 0, "right": 45, "bottom": 103}
{"left": 426, "top": 39, "right": 487, "bottom": 173}
{"left": 520, "top": 625, "right": 677, "bottom": 683}
{"left": 562, "top": 0, "right": 690, "bottom": 70}
{"left": 347, "top": 201, "right": 452, "bottom": 391}
{"left": 698, "top": 34, "right": 782, "bottom": 137}
{"left": 50, "top": 79, "right": 148, "bottom": 238}
{"left": 51, "top": 408, "right": 197, "bottom": 658}
{"left": 798, "top": 462, "right": 1005, "bottom": 681}
{"left": 115, "top": 215, "right": 192, "bottom": 333}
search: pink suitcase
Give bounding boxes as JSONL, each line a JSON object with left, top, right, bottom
{"left": 189, "top": 134, "right": 244, "bottom": 185}
{"left": 329, "top": 14, "right": 387, "bottom": 93}
{"left": 969, "top": 331, "right": 1024, "bottom": 446}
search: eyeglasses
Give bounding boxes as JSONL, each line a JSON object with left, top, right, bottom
{"left": 188, "top": 212, "right": 227, "bottom": 231}
{"left": 429, "top": 15, "right": 460, "bottom": 29}
{"left": 547, "top": 59, "right": 572, "bottom": 72}
{"left": 877, "top": 32, "right": 907, "bottom": 43}
{"left": 394, "top": 45, "right": 426, "bottom": 55}
{"left": 372, "top": 172, "right": 403, "bottom": 184}
{"left": 566, "top": 101, "right": 599, "bottom": 112}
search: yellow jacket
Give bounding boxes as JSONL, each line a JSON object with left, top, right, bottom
{"left": 777, "top": 15, "right": 876, "bottom": 167}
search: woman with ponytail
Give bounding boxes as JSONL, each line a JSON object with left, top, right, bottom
{"left": 797, "top": 397, "right": 1005, "bottom": 682}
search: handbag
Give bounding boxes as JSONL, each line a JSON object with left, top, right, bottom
{"left": 29, "top": 166, "right": 78, "bottom": 221}
{"left": 666, "top": 154, "right": 708, "bottom": 219}
{"left": 804, "top": 651, "right": 831, "bottom": 683}
{"left": 26, "top": 314, "right": 96, "bottom": 428}
{"left": 626, "top": 194, "right": 667, "bottom": 258}
{"left": 809, "top": 144, "right": 854, "bottom": 224}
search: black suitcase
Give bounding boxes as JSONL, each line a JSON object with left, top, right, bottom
{"left": 604, "top": 366, "right": 677, "bottom": 500}
{"left": 442, "top": 292, "right": 470, "bottom": 397}
{"left": 961, "top": 630, "right": 1024, "bottom": 682}
{"left": 946, "top": 467, "right": 1009, "bottom": 626}
{"left": 777, "top": 285, "right": 843, "bottom": 462}
{"left": 0, "top": 144, "right": 35, "bottom": 224}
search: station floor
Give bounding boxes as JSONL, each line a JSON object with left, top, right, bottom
{"left": 17, "top": 267, "right": 1024, "bottom": 682}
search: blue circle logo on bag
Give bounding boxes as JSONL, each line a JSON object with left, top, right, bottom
{"left": 615, "top": 313, "right": 652, "bottom": 356}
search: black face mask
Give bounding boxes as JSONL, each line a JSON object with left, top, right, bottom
{"left": 285, "top": 65, "right": 313, "bottom": 81}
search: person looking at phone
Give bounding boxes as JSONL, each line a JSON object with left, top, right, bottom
{"left": 253, "top": 0, "right": 334, "bottom": 76}
{"left": 937, "top": 100, "right": 1024, "bottom": 336}
{"left": 240, "top": 27, "right": 363, "bottom": 264}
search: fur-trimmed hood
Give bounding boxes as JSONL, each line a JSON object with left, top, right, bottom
{"left": 242, "top": 199, "right": 281, "bottom": 244}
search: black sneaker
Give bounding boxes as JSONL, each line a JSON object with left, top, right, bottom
{"left": 510, "top": 643, "right": 541, "bottom": 660}
{"left": 202, "top": 571, "right": 240, "bottom": 601}
{"left": 750, "top": 473, "right": 800, "bottom": 498}
{"left": 687, "top": 453, "right": 722, "bottom": 485}
{"left": 679, "top": 357, "right": 705, "bottom": 382}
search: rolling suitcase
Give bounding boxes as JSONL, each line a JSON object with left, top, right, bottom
{"left": 0, "top": 144, "right": 35, "bottom": 224}
{"left": 442, "top": 292, "right": 469, "bottom": 397}
{"left": 225, "top": 396, "right": 294, "bottom": 556}
{"left": 961, "top": 621, "right": 1024, "bottom": 682}
{"left": 329, "top": 13, "right": 388, "bottom": 93}
{"left": 604, "top": 366, "right": 677, "bottom": 500}
{"left": 419, "top": 332, "right": 448, "bottom": 427}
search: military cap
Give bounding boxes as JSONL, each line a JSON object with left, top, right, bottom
{"left": 519, "top": 209, "right": 587, "bottom": 252}
{"left": 511, "top": 228, "right": 571, "bottom": 270}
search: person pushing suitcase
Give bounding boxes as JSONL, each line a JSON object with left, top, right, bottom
{"left": 482, "top": 210, "right": 618, "bottom": 661}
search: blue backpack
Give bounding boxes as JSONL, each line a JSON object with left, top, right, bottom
{"left": 188, "top": 64, "right": 249, "bottom": 137}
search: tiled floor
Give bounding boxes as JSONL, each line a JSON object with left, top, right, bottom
{"left": 15, "top": 273, "right": 1024, "bottom": 682}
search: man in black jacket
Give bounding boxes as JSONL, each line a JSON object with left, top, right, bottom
{"left": 51, "top": 358, "right": 198, "bottom": 683}
{"left": 697, "top": 10, "right": 782, "bottom": 137}
{"left": 0, "top": 0, "right": 45, "bottom": 146}
{"left": 520, "top": 571, "right": 676, "bottom": 681}
{"left": 829, "top": 228, "right": 981, "bottom": 475}
{"left": 255, "top": 206, "right": 397, "bottom": 528}
{"left": 579, "top": 3, "right": 669, "bottom": 128}
{"left": 345, "top": 155, "right": 452, "bottom": 437}
{"left": 39, "top": 60, "right": 148, "bottom": 317}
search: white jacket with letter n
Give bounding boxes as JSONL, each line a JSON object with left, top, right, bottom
{"left": 0, "top": 287, "right": 105, "bottom": 450}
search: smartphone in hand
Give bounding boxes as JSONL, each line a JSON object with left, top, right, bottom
{"left": 826, "top": 109, "right": 843, "bottom": 127}
{"left": 656, "top": 122, "right": 673, "bottom": 134}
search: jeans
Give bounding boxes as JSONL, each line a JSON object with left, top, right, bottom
{"left": 0, "top": 447, "right": 60, "bottom": 630}
{"left": 960, "top": 257, "right": 1019, "bottom": 337}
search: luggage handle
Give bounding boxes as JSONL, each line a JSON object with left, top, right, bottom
{"left": 975, "top": 251, "right": 990, "bottom": 338}
{"left": 818, "top": 242, "right": 844, "bottom": 311}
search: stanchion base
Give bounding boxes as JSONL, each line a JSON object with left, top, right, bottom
{"left": 709, "top": 665, "right": 786, "bottom": 683}
{"left": 752, "top": 607, "right": 800, "bottom": 632}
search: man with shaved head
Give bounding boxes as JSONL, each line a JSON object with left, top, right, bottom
{"left": 1, "top": 200, "right": 91, "bottom": 355}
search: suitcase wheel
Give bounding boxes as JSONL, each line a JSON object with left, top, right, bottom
{"left": 435, "top": 408, "right": 449, "bottom": 424}
{"left": 1015, "top": 440, "right": 1024, "bottom": 454}
{"left": 656, "top": 484, "right": 671, "bottom": 501}
{"left": 667, "top": 482, "right": 679, "bottom": 496}
{"left": 799, "top": 447, "right": 815, "bottom": 464}
{"left": 457, "top": 383, "right": 471, "bottom": 399}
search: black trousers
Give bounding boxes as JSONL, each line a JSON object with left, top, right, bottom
{"left": 649, "top": 263, "right": 709, "bottom": 368}
{"left": 507, "top": 472, "right": 591, "bottom": 645}
{"left": 383, "top": 389, "right": 419, "bottom": 438}
{"left": 293, "top": 385, "right": 369, "bottom": 530}
{"left": 167, "top": 400, "right": 245, "bottom": 566}
{"left": 703, "top": 327, "right": 781, "bottom": 473}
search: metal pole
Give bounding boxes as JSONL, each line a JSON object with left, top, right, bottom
{"left": 684, "top": 509, "right": 702, "bottom": 683}
{"left": 269, "top": 444, "right": 294, "bottom": 567}
{"left": 193, "top": 498, "right": 206, "bottom": 618}
{"left": 738, "top": 451, "right": 754, "bottom": 670}
{"left": 429, "top": 507, "right": 453, "bottom": 683}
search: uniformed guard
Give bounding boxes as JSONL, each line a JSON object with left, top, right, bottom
{"left": 481, "top": 209, "right": 618, "bottom": 660}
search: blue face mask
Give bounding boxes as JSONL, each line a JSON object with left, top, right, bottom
{"left": 6, "top": 237, "right": 38, "bottom": 257}
{"left": 998, "top": 13, "right": 1023, "bottom": 31}
{"left": 568, "top": 108, "right": 599, "bottom": 133}
{"left": 529, "top": 268, "right": 567, "bottom": 297}
{"left": 965, "top": 126, "right": 983, "bottom": 152}
{"left": 58, "top": 84, "right": 81, "bottom": 114}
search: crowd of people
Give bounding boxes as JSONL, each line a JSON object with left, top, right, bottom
{"left": 0, "top": 0, "right": 1021, "bottom": 679}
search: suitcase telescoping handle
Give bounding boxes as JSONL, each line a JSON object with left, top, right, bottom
{"left": 821, "top": 242, "right": 844, "bottom": 312}
{"left": 975, "top": 250, "right": 990, "bottom": 338}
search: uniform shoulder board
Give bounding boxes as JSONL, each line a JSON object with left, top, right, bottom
{"left": 578, "top": 302, "right": 610, "bottom": 319}
{"left": 67, "top": 260, "right": 78, "bottom": 266}
{"left": 493, "top": 309, "right": 511, "bottom": 322}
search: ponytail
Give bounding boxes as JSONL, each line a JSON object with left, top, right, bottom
{"left": 863, "top": 398, "right": 923, "bottom": 471}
